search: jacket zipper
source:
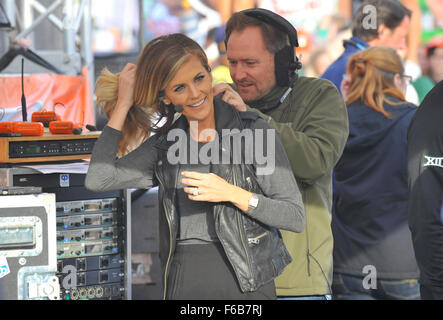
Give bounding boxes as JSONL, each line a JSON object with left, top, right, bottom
{"left": 154, "top": 168, "right": 174, "bottom": 300}
{"left": 303, "top": 187, "right": 311, "bottom": 277}
{"left": 248, "top": 232, "right": 267, "bottom": 245}
{"left": 232, "top": 166, "right": 254, "bottom": 283}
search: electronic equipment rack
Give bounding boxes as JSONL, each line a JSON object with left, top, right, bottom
{"left": 0, "top": 166, "right": 131, "bottom": 300}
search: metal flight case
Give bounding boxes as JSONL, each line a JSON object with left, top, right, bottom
{"left": 0, "top": 166, "right": 131, "bottom": 300}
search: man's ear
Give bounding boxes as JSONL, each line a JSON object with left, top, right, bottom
{"left": 377, "top": 24, "right": 387, "bottom": 39}
{"left": 367, "top": 24, "right": 388, "bottom": 47}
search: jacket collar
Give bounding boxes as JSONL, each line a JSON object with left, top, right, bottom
{"left": 247, "top": 85, "right": 288, "bottom": 111}
{"left": 344, "top": 37, "right": 370, "bottom": 51}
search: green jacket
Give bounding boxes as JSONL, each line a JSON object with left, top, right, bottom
{"left": 246, "top": 76, "right": 348, "bottom": 296}
{"left": 412, "top": 75, "right": 435, "bottom": 104}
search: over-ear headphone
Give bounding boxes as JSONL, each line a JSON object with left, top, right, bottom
{"left": 241, "top": 8, "right": 302, "bottom": 87}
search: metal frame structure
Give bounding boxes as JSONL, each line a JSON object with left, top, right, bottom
{"left": 0, "top": 0, "right": 93, "bottom": 90}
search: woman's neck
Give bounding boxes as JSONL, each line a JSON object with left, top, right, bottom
{"left": 189, "top": 116, "right": 216, "bottom": 143}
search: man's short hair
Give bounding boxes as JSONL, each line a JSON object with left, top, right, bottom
{"left": 352, "top": 0, "right": 411, "bottom": 41}
{"left": 426, "top": 36, "right": 443, "bottom": 57}
{"left": 225, "top": 11, "right": 289, "bottom": 54}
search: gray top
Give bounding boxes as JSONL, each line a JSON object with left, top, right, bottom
{"left": 176, "top": 138, "right": 218, "bottom": 244}
{"left": 85, "top": 118, "right": 305, "bottom": 234}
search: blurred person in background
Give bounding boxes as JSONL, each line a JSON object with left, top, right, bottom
{"left": 257, "top": 0, "right": 339, "bottom": 38}
{"left": 408, "top": 80, "right": 443, "bottom": 300}
{"left": 204, "top": 26, "right": 220, "bottom": 68}
{"left": 143, "top": 0, "right": 182, "bottom": 41}
{"left": 216, "top": 0, "right": 256, "bottom": 23}
{"left": 338, "top": 0, "right": 422, "bottom": 73}
{"left": 180, "top": 0, "right": 222, "bottom": 47}
{"left": 256, "top": 0, "right": 342, "bottom": 74}
{"left": 413, "top": 35, "right": 443, "bottom": 102}
{"left": 303, "top": 46, "right": 333, "bottom": 77}
{"left": 333, "top": 46, "right": 420, "bottom": 300}
{"left": 211, "top": 24, "right": 233, "bottom": 85}
{"left": 319, "top": 13, "right": 352, "bottom": 63}
{"left": 420, "top": 0, "right": 443, "bottom": 43}
{"left": 323, "top": 0, "right": 420, "bottom": 104}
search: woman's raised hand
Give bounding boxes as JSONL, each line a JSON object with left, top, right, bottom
{"left": 107, "top": 63, "right": 137, "bottom": 131}
{"left": 116, "top": 63, "right": 137, "bottom": 111}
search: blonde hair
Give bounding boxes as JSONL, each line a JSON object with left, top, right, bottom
{"left": 345, "top": 46, "right": 406, "bottom": 118}
{"left": 95, "top": 34, "right": 210, "bottom": 156}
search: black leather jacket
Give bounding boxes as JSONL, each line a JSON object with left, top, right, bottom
{"left": 153, "top": 102, "right": 293, "bottom": 298}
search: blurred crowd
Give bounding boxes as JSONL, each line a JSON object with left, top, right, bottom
{"left": 138, "top": 0, "right": 443, "bottom": 104}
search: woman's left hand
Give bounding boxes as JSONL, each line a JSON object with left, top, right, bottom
{"left": 181, "top": 171, "right": 234, "bottom": 203}
{"left": 182, "top": 171, "right": 252, "bottom": 212}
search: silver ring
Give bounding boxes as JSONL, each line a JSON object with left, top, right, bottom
{"left": 193, "top": 187, "right": 199, "bottom": 196}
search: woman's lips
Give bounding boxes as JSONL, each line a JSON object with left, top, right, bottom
{"left": 189, "top": 97, "right": 206, "bottom": 108}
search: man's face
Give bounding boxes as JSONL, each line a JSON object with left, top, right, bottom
{"left": 226, "top": 26, "right": 276, "bottom": 103}
{"left": 372, "top": 15, "right": 410, "bottom": 53}
{"left": 429, "top": 47, "right": 443, "bottom": 83}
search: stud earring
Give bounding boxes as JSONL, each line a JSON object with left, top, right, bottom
{"left": 159, "top": 96, "right": 170, "bottom": 105}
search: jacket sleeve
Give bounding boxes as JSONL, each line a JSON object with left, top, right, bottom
{"left": 243, "top": 118, "right": 306, "bottom": 233}
{"left": 248, "top": 79, "right": 349, "bottom": 185}
{"left": 85, "top": 126, "right": 158, "bottom": 191}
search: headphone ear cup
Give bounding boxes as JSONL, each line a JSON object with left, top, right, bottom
{"left": 274, "top": 46, "right": 294, "bottom": 87}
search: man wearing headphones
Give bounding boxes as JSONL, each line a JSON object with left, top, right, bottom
{"left": 213, "top": 8, "right": 349, "bottom": 299}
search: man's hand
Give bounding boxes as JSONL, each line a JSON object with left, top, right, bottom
{"left": 213, "top": 83, "right": 248, "bottom": 112}
{"left": 340, "top": 74, "right": 351, "bottom": 102}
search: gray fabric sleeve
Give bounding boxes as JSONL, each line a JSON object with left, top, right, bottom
{"left": 243, "top": 118, "right": 306, "bottom": 233}
{"left": 85, "top": 126, "right": 158, "bottom": 192}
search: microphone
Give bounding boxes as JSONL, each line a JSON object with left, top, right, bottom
{"left": 21, "top": 58, "right": 27, "bottom": 122}
{"left": 0, "top": 59, "right": 44, "bottom": 137}
{"left": 86, "top": 124, "right": 97, "bottom": 131}
{"left": 174, "top": 105, "right": 184, "bottom": 113}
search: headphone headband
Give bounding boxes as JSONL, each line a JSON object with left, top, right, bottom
{"left": 239, "top": 8, "right": 301, "bottom": 87}
{"left": 242, "top": 8, "right": 299, "bottom": 48}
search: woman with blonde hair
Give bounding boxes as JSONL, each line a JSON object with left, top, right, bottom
{"left": 85, "top": 33, "right": 305, "bottom": 300}
{"left": 332, "top": 46, "right": 420, "bottom": 300}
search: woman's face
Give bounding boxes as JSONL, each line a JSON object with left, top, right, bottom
{"left": 429, "top": 47, "right": 443, "bottom": 83}
{"left": 393, "top": 73, "right": 409, "bottom": 95}
{"left": 163, "top": 55, "right": 214, "bottom": 126}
